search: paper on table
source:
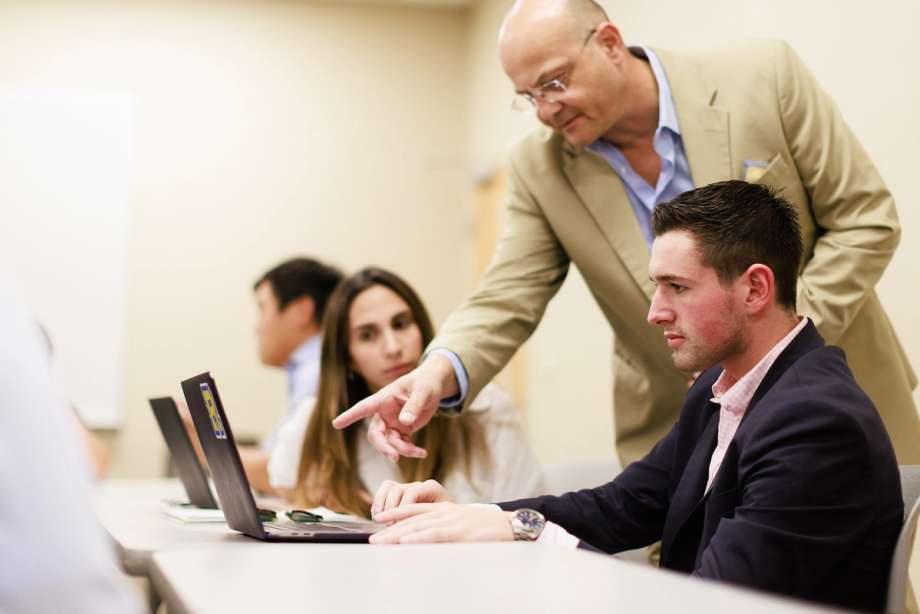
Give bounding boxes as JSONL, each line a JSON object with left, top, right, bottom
{"left": 161, "top": 500, "right": 364, "bottom": 524}
{"left": 161, "top": 500, "right": 225, "bottom": 523}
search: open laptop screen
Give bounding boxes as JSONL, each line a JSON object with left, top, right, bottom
{"left": 148, "top": 396, "right": 219, "bottom": 509}
{"left": 181, "top": 372, "right": 266, "bottom": 538}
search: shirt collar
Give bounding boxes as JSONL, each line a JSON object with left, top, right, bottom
{"left": 285, "top": 333, "right": 321, "bottom": 374}
{"left": 586, "top": 46, "right": 680, "bottom": 155}
{"left": 710, "top": 316, "right": 810, "bottom": 414}
{"left": 643, "top": 46, "right": 681, "bottom": 138}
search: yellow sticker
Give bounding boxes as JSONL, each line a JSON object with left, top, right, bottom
{"left": 200, "top": 382, "right": 227, "bottom": 439}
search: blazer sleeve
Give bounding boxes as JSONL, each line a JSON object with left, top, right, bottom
{"left": 775, "top": 40, "right": 901, "bottom": 345}
{"left": 695, "top": 394, "right": 885, "bottom": 598}
{"left": 497, "top": 419, "right": 678, "bottom": 553}
{"left": 427, "top": 155, "right": 570, "bottom": 410}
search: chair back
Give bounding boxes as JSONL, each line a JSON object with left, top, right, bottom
{"left": 885, "top": 465, "right": 920, "bottom": 613}
{"left": 542, "top": 460, "right": 621, "bottom": 496}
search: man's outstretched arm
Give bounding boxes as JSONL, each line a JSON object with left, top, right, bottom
{"left": 333, "top": 156, "right": 569, "bottom": 461}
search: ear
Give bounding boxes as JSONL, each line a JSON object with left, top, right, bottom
{"left": 741, "top": 264, "right": 775, "bottom": 315}
{"left": 287, "top": 295, "right": 316, "bottom": 328}
{"left": 594, "top": 22, "right": 625, "bottom": 59}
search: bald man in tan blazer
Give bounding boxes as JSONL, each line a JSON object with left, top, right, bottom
{"left": 335, "top": 0, "right": 920, "bottom": 467}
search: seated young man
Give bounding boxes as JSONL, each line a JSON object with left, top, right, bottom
{"left": 244, "top": 257, "right": 342, "bottom": 492}
{"left": 368, "top": 181, "right": 902, "bottom": 613}
{"left": 183, "top": 257, "right": 342, "bottom": 493}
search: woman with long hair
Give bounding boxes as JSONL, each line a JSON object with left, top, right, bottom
{"left": 267, "top": 266, "right": 544, "bottom": 518}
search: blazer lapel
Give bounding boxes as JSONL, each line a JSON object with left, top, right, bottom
{"left": 652, "top": 48, "right": 733, "bottom": 186}
{"left": 562, "top": 147, "right": 655, "bottom": 299}
{"left": 738, "top": 320, "right": 826, "bottom": 427}
{"left": 661, "top": 407, "right": 719, "bottom": 551}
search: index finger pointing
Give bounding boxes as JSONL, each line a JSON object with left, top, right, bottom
{"left": 332, "top": 394, "right": 386, "bottom": 429}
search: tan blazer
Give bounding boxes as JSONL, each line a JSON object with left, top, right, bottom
{"left": 431, "top": 39, "right": 920, "bottom": 465}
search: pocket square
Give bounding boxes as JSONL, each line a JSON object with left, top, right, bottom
{"left": 742, "top": 159, "right": 769, "bottom": 182}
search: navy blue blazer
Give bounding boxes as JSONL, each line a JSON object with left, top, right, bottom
{"left": 499, "top": 322, "right": 901, "bottom": 612}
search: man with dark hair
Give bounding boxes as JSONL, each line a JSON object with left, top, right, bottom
{"left": 198, "top": 257, "right": 343, "bottom": 493}
{"left": 650, "top": 181, "right": 803, "bottom": 310}
{"left": 368, "top": 181, "right": 902, "bottom": 612}
{"left": 335, "top": 0, "right": 920, "bottom": 470}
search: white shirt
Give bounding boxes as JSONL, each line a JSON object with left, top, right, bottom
{"left": 268, "top": 384, "right": 546, "bottom": 504}
{"left": 261, "top": 334, "right": 322, "bottom": 452}
{"left": 0, "top": 271, "right": 142, "bottom": 613}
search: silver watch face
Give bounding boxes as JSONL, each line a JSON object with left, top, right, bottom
{"left": 516, "top": 509, "right": 542, "bottom": 531}
{"left": 512, "top": 508, "right": 545, "bottom": 540}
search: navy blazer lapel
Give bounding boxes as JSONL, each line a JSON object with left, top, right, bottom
{"left": 661, "top": 406, "right": 719, "bottom": 550}
{"left": 739, "top": 321, "right": 825, "bottom": 426}
{"left": 661, "top": 321, "right": 824, "bottom": 565}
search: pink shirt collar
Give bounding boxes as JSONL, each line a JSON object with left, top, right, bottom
{"left": 710, "top": 316, "right": 809, "bottom": 415}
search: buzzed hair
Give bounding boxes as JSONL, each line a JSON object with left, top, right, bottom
{"left": 652, "top": 181, "right": 803, "bottom": 309}
{"left": 502, "top": 0, "right": 609, "bottom": 41}
{"left": 563, "top": 0, "right": 609, "bottom": 30}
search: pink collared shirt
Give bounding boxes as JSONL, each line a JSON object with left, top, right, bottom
{"left": 534, "top": 316, "right": 809, "bottom": 548}
{"left": 704, "top": 316, "right": 807, "bottom": 492}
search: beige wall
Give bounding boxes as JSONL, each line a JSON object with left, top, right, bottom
{"left": 4, "top": 0, "right": 918, "bottom": 476}
{"left": 464, "top": 0, "right": 920, "bottom": 464}
{"left": 0, "top": 0, "right": 472, "bottom": 477}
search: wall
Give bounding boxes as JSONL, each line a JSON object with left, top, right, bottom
{"left": 3, "top": 0, "right": 917, "bottom": 475}
{"left": 0, "top": 0, "right": 471, "bottom": 477}
{"left": 464, "top": 0, "right": 920, "bottom": 464}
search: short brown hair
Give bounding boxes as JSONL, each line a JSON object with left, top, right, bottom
{"left": 652, "top": 180, "right": 803, "bottom": 309}
{"left": 254, "top": 258, "right": 342, "bottom": 320}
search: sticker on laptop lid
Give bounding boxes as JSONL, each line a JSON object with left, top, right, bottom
{"left": 200, "top": 382, "right": 227, "bottom": 439}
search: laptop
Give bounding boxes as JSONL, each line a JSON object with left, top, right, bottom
{"left": 180, "top": 371, "right": 383, "bottom": 542}
{"left": 149, "top": 396, "right": 220, "bottom": 510}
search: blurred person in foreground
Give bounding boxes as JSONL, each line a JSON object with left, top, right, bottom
{"left": 0, "top": 271, "right": 142, "bottom": 613}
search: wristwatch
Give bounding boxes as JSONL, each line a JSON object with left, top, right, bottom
{"left": 509, "top": 508, "right": 546, "bottom": 541}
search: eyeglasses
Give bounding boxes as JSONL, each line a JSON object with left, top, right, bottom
{"left": 257, "top": 508, "right": 324, "bottom": 523}
{"left": 287, "top": 509, "right": 324, "bottom": 523}
{"left": 511, "top": 27, "right": 598, "bottom": 113}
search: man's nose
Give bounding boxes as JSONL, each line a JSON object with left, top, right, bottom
{"left": 647, "top": 290, "right": 673, "bottom": 326}
{"left": 535, "top": 97, "right": 564, "bottom": 124}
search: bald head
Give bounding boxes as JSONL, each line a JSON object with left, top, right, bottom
{"left": 498, "top": 0, "right": 646, "bottom": 148}
{"left": 499, "top": 0, "right": 608, "bottom": 47}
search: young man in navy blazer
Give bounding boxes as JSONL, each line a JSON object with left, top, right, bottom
{"left": 368, "top": 180, "right": 902, "bottom": 612}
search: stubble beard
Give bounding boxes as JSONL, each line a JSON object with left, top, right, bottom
{"left": 671, "top": 314, "right": 746, "bottom": 374}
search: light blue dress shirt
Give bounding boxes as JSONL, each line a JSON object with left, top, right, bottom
{"left": 586, "top": 46, "right": 694, "bottom": 248}
{"left": 438, "top": 47, "right": 694, "bottom": 406}
{"left": 262, "top": 333, "right": 322, "bottom": 451}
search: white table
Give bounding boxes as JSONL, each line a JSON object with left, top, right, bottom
{"left": 92, "top": 478, "right": 247, "bottom": 576}
{"left": 150, "top": 542, "right": 834, "bottom": 614}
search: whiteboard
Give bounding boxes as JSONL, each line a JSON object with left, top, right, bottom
{"left": 0, "top": 89, "right": 135, "bottom": 428}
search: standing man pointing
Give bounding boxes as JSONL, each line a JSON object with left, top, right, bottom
{"left": 335, "top": 0, "right": 920, "bottom": 466}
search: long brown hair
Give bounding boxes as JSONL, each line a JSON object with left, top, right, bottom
{"left": 292, "top": 267, "right": 487, "bottom": 517}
